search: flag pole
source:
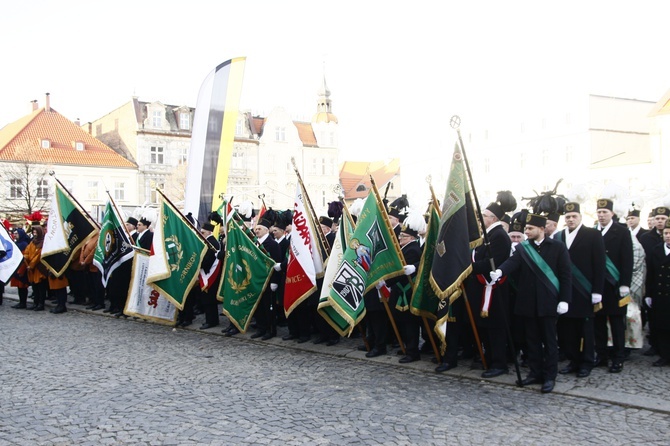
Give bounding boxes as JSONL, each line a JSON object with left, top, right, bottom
{"left": 420, "top": 179, "right": 442, "bottom": 363}
{"left": 156, "top": 189, "right": 217, "bottom": 252}
{"left": 49, "top": 172, "right": 101, "bottom": 229}
{"left": 291, "top": 157, "right": 330, "bottom": 259}
{"left": 369, "top": 175, "right": 406, "bottom": 355}
{"left": 105, "top": 190, "right": 136, "bottom": 244}
{"left": 450, "top": 115, "right": 523, "bottom": 386}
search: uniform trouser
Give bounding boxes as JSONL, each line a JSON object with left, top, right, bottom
{"left": 179, "top": 287, "right": 199, "bottom": 323}
{"left": 199, "top": 287, "right": 220, "bottom": 326}
{"left": 481, "top": 326, "right": 508, "bottom": 370}
{"left": 89, "top": 270, "right": 105, "bottom": 306}
{"left": 254, "top": 290, "right": 273, "bottom": 334}
{"left": 523, "top": 315, "right": 558, "bottom": 381}
{"left": 367, "top": 310, "right": 389, "bottom": 351}
{"left": 394, "top": 309, "right": 420, "bottom": 357}
{"left": 657, "top": 328, "right": 670, "bottom": 361}
{"left": 288, "top": 302, "right": 312, "bottom": 338}
{"left": 313, "top": 306, "right": 339, "bottom": 341}
{"left": 594, "top": 312, "right": 626, "bottom": 364}
{"left": 53, "top": 287, "right": 67, "bottom": 308}
{"left": 31, "top": 281, "right": 48, "bottom": 308}
{"left": 557, "top": 316, "right": 595, "bottom": 370}
{"left": 17, "top": 287, "right": 28, "bottom": 306}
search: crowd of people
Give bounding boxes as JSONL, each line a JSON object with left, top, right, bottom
{"left": 1, "top": 192, "right": 668, "bottom": 396}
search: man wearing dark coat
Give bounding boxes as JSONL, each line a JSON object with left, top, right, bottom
{"left": 626, "top": 209, "right": 648, "bottom": 242}
{"left": 198, "top": 223, "right": 221, "bottom": 330}
{"left": 251, "top": 216, "right": 283, "bottom": 340}
{"left": 594, "top": 199, "right": 633, "bottom": 373}
{"left": 491, "top": 214, "right": 572, "bottom": 393}
{"left": 135, "top": 217, "right": 153, "bottom": 250}
{"left": 387, "top": 214, "right": 423, "bottom": 363}
{"left": 554, "top": 202, "right": 606, "bottom": 378}
{"left": 644, "top": 219, "right": 670, "bottom": 367}
{"left": 465, "top": 202, "right": 512, "bottom": 378}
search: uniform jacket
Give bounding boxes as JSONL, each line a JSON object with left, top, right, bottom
{"left": 600, "top": 221, "right": 634, "bottom": 315}
{"left": 465, "top": 223, "right": 511, "bottom": 327}
{"left": 387, "top": 239, "right": 422, "bottom": 311}
{"left": 645, "top": 243, "right": 670, "bottom": 323}
{"left": 555, "top": 225, "right": 606, "bottom": 317}
{"left": 499, "top": 236, "right": 572, "bottom": 318}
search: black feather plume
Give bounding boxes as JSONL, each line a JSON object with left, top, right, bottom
{"left": 496, "top": 190, "right": 517, "bottom": 213}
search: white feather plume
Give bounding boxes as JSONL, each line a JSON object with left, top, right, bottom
{"left": 348, "top": 198, "right": 365, "bottom": 218}
{"left": 402, "top": 210, "right": 427, "bottom": 234}
{"left": 237, "top": 201, "right": 254, "bottom": 219}
{"left": 565, "top": 183, "right": 590, "bottom": 204}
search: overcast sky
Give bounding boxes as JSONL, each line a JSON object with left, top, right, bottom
{"left": 2, "top": 1, "right": 668, "bottom": 168}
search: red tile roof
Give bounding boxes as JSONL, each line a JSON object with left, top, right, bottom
{"left": 294, "top": 121, "right": 317, "bottom": 147}
{"left": 0, "top": 108, "right": 136, "bottom": 168}
{"left": 340, "top": 159, "right": 401, "bottom": 199}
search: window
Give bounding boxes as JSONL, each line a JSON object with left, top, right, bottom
{"left": 150, "top": 146, "right": 164, "bottom": 164}
{"left": 329, "top": 132, "right": 335, "bottom": 146}
{"left": 41, "top": 139, "right": 51, "bottom": 149}
{"left": 178, "top": 146, "right": 188, "bottom": 165}
{"left": 36, "top": 179, "right": 49, "bottom": 198}
{"left": 75, "top": 141, "right": 85, "bottom": 151}
{"left": 88, "top": 181, "right": 99, "bottom": 200}
{"left": 179, "top": 112, "right": 190, "bottom": 130}
{"left": 61, "top": 180, "right": 74, "bottom": 192}
{"left": 322, "top": 159, "right": 326, "bottom": 175}
{"left": 150, "top": 182, "right": 165, "bottom": 203}
{"left": 322, "top": 190, "right": 326, "bottom": 207}
{"left": 114, "top": 182, "right": 125, "bottom": 201}
{"left": 275, "top": 127, "right": 286, "bottom": 141}
{"left": 152, "top": 110, "right": 162, "bottom": 127}
{"left": 10, "top": 179, "right": 23, "bottom": 198}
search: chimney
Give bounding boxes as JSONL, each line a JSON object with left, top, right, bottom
{"left": 31, "top": 100, "right": 38, "bottom": 111}
{"left": 45, "top": 92, "right": 51, "bottom": 112}
{"left": 74, "top": 118, "right": 81, "bottom": 126}
{"left": 87, "top": 122, "right": 92, "bottom": 134}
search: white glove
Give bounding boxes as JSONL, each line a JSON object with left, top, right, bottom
{"left": 591, "top": 293, "right": 602, "bottom": 305}
{"left": 270, "top": 283, "right": 278, "bottom": 292}
{"left": 619, "top": 286, "right": 630, "bottom": 297}
{"left": 375, "top": 280, "right": 386, "bottom": 290}
{"left": 273, "top": 263, "right": 282, "bottom": 272}
{"left": 403, "top": 265, "right": 416, "bottom": 276}
{"left": 489, "top": 269, "right": 502, "bottom": 282}
{"left": 557, "top": 302, "right": 569, "bottom": 315}
{"left": 645, "top": 297, "right": 652, "bottom": 308}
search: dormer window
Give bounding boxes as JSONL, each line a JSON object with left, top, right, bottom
{"left": 275, "top": 127, "right": 286, "bottom": 141}
{"left": 75, "top": 141, "right": 85, "bottom": 151}
{"left": 152, "top": 110, "right": 162, "bottom": 128}
{"left": 179, "top": 112, "right": 190, "bottom": 130}
{"left": 41, "top": 139, "right": 51, "bottom": 149}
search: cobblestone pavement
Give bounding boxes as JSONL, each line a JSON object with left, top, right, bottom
{"left": 1, "top": 294, "right": 669, "bottom": 445}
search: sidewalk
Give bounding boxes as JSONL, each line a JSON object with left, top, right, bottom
{"left": 4, "top": 286, "right": 669, "bottom": 414}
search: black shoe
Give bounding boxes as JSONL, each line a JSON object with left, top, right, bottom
{"left": 365, "top": 348, "right": 386, "bottom": 358}
{"left": 103, "top": 307, "right": 113, "bottom": 313}
{"left": 34, "top": 305, "right": 45, "bottom": 311}
{"left": 50, "top": 305, "right": 67, "bottom": 314}
{"left": 326, "top": 338, "right": 340, "bottom": 346}
{"left": 399, "top": 355, "right": 420, "bottom": 364}
{"left": 91, "top": 304, "right": 106, "bottom": 311}
{"left": 541, "top": 379, "right": 555, "bottom": 393}
{"left": 11, "top": 303, "right": 27, "bottom": 309}
{"left": 577, "top": 368, "right": 591, "bottom": 378}
{"left": 357, "top": 344, "right": 369, "bottom": 352}
{"left": 593, "top": 357, "right": 608, "bottom": 368}
{"left": 180, "top": 320, "right": 192, "bottom": 327}
{"left": 481, "top": 368, "right": 508, "bottom": 378}
{"left": 520, "top": 376, "right": 542, "bottom": 386}
{"left": 113, "top": 311, "right": 124, "bottom": 318}
{"left": 282, "top": 334, "right": 298, "bottom": 341}
{"left": 652, "top": 358, "right": 669, "bottom": 367}
{"left": 435, "top": 362, "right": 457, "bottom": 373}
{"left": 85, "top": 304, "right": 97, "bottom": 309}
{"left": 261, "top": 333, "right": 275, "bottom": 341}
{"left": 643, "top": 347, "right": 657, "bottom": 357}
{"left": 313, "top": 336, "right": 326, "bottom": 345}
{"left": 559, "top": 364, "right": 578, "bottom": 375}
{"left": 223, "top": 327, "right": 239, "bottom": 337}
{"left": 297, "top": 336, "right": 311, "bottom": 344}
{"left": 199, "top": 323, "right": 217, "bottom": 330}
{"left": 609, "top": 363, "right": 623, "bottom": 373}
{"left": 250, "top": 331, "right": 266, "bottom": 339}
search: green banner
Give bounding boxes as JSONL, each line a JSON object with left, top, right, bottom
{"left": 324, "top": 184, "right": 405, "bottom": 335}
{"left": 218, "top": 218, "right": 275, "bottom": 333}
{"left": 148, "top": 197, "right": 206, "bottom": 310}
{"left": 410, "top": 202, "right": 441, "bottom": 319}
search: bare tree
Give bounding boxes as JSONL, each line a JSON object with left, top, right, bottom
{"left": 0, "top": 143, "right": 51, "bottom": 217}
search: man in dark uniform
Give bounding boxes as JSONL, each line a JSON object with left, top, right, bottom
{"left": 312, "top": 216, "right": 340, "bottom": 346}
{"left": 554, "top": 202, "right": 606, "bottom": 378}
{"left": 135, "top": 217, "right": 153, "bottom": 250}
{"left": 627, "top": 209, "right": 648, "bottom": 242}
{"left": 105, "top": 217, "right": 137, "bottom": 316}
{"left": 198, "top": 222, "right": 221, "bottom": 330}
{"left": 490, "top": 214, "right": 572, "bottom": 393}
{"left": 466, "top": 201, "right": 512, "bottom": 378}
{"left": 639, "top": 206, "right": 669, "bottom": 357}
{"left": 388, "top": 212, "right": 424, "bottom": 363}
{"left": 251, "top": 215, "right": 282, "bottom": 340}
{"left": 644, "top": 219, "right": 670, "bottom": 367}
{"left": 594, "top": 199, "right": 633, "bottom": 373}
